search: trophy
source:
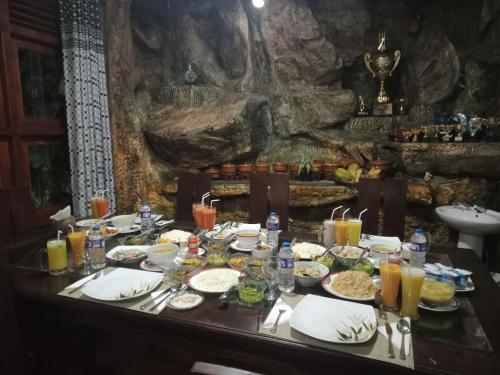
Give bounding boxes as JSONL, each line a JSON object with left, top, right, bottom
{"left": 364, "top": 32, "right": 401, "bottom": 116}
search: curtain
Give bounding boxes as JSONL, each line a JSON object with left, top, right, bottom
{"left": 59, "top": 0, "right": 116, "bottom": 218}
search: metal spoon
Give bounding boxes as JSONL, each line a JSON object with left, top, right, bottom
{"left": 351, "top": 246, "right": 369, "bottom": 267}
{"left": 397, "top": 318, "right": 411, "bottom": 360}
{"left": 148, "top": 283, "right": 182, "bottom": 311}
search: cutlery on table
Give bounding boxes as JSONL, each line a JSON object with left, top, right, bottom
{"left": 397, "top": 318, "right": 411, "bottom": 360}
{"left": 148, "top": 283, "right": 187, "bottom": 312}
{"left": 351, "top": 246, "right": 369, "bottom": 267}
{"left": 385, "top": 322, "right": 395, "bottom": 359}
{"left": 67, "top": 271, "right": 102, "bottom": 295}
{"left": 271, "top": 308, "right": 286, "bottom": 334}
{"left": 319, "top": 239, "right": 336, "bottom": 257}
{"left": 139, "top": 284, "right": 175, "bottom": 310}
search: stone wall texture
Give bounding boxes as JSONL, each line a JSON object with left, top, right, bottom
{"left": 105, "top": 0, "right": 500, "bottom": 244}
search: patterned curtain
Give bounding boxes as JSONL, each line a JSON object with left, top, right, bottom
{"left": 59, "top": 0, "right": 115, "bottom": 218}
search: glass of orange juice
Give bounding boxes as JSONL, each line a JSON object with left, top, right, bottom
{"left": 347, "top": 219, "right": 362, "bottom": 246}
{"left": 335, "top": 219, "right": 348, "bottom": 246}
{"left": 202, "top": 207, "right": 217, "bottom": 231}
{"left": 400, "top": 260, "right": 426, "bottom": 319}
{"left": 192, "top": 203, "right": 205, "bottom": 229}
{"left": 68, "top": 231, "right": 87, "bottom": 268}
{"left": 380, "top": 256, "right": 401, "bottom": 311}
{"left": 96, "top": 197, "right": 110, "bottom": 217}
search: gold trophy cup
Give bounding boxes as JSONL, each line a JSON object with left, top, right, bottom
{"left": 364, "top": 33, "right": 401, "bottom": 115}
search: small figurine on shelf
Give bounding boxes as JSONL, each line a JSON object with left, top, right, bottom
{"left": 448, "top": 126, "right": 457, "bottom": 143}
{"left": 462, "top": 121, "right": 472, "bottom": 142}
{"left": 357, "top": 96, "right": 369, "bottom": 116}
{"left": 408, "top": 129, "right": 415, "bottom": 143}
{"left": 455, "top": 125, "right": 463, "bottom": 142}
{"left": 417, "top": 128, "right": 425, "bottom": 142}
{"left": 184, "top": 63, "right": 199, "bottom": 85}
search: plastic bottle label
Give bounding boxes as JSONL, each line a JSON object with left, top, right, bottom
{"left": 141, "top": 211, "right": 151, "bottom": 219}
{"left": 267, "top": 222, "right": 279, "bottom": 231}
{"left": 410, "top": 242, "right": 426, "bottom": 252}
{"left": 89, "top": 238, "right": 104, "bottom": 249}
{"left": 279, "top": 257, "right": 294, "bottom": 269}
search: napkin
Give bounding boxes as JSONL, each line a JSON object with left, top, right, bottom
{"left": 50, "top": 205, "right": 71, "bottom": 220}
{"left": 263, "top": 297, "right": 293, "bottom": 329}
{"left": 377, "top": 317, "right": 411, "bottom": 356}
{"left": 359, "top": 235, "right": 401, "bottom": 250}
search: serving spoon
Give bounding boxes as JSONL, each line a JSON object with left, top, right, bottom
{"left": 397, "top": 318, "right": 411, "bottom": 360}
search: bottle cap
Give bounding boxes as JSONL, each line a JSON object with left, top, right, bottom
{"left": 92, "top": 225, "right": 100, "bottom": 231}
{"left": 415, "top": 227, "right": 423, "bottom": 233}
{"left": 282, "top": 241, "right": 291, "bottom": 248}
{"left": 270, "top": 211, "right": 277, "bottom": 215}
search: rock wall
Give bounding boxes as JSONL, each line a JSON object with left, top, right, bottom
{"left": 104, "top": 0, "right": 500, "bottom": 244}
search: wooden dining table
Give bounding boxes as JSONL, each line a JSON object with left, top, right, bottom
{"left": 6, "top": 222, "right": 500, "bottom": 375}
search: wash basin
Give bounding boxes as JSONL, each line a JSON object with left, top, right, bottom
{"left": 436, "top": 206, "right": 500, "bottom": 235}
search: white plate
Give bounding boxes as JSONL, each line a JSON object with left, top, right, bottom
{"left": 188, "top": 268, "right": 243, "bottom": 293}
{"left": 140, "top": 259, "right": 163, "bottom": 272}
{"left": 167, "top": 291, "right": 204, "bottom": 310}
{"left": 106, "top": 245, "right": 148, "bottom": 263}
{"left": 292, "top": 242, "right": 326, "bottom": 260}
{"left": 81, "top": 268, "right": 163, "bottom": 301}
{"left": 290, "top": 294, "right": 377, "bottom": 344}
{"left": 134, "top": 214, "right": 163, "bottom": 225}
{"left": 76, "top": 218, "right": 103, "bottom": 228}
{"left": 117, "top": 225, "right": 141, "bottom": 234}
{"left": 321, "top": 273, "right": 379, "bottom": 301}
{"left": 418, "top": 297, "right": 460, "bottom": 312}
{"left": 160, "top": 229, "right": 193, "bottom": 243}
{"left": 230, "top": 240, "right": 253, "bottom": 252}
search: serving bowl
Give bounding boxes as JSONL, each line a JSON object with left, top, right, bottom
{"left": 369, "top": 243, "right": 399, "bottom": 262}
{"left": 251, "top": 241, "right": 273, "bottom": 259}
{"left": 331, "top": 246, "right": 365, "bottom": 267}
{"left": 110, "top": 214, "right": 136, "bottom": 229}
{"left": 349, "top": 258, "right": 375, "bottom": 275}
{"left": 294, "top": 261, "right": 329, "bottom": 286}
{"left": 147, "top": 243, "right": 179, "bottom": 267}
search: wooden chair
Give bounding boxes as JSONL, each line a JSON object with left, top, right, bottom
{"left": 357, "top": 178, "right": 381, "bottom": 235}
{"left": 248, "top": 173, "right": 289, "bottom": 231}
{"left": 382, "top": 178, "right": 407, "bottom": 240}
{"left": 175, "top": 172, "right": 212, "bottom": 222}
{"left": 357, "top": 177, "right": 407, "bottom": 240}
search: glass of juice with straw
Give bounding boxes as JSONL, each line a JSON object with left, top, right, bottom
{"left": 39, "top": 231, "right": 67, "bottom": 275}
{"left": 335, "top": 208, "right": 350, "bottom": 246}
{"left": 67, "top": 225, "right": 86, "bottom": 269}
{"left": 90, "top": 194, "right": 100, "bottom": 218}
{"left": 400, "top": 260, "right": 426, "bottom": 319}
{"left": 96, "top": 190, "right": 110, "bottom": 217}
{"left": 202, "top": 199, "right": 219, "bottom": 231}
{"left": 347, "top": 219, "right": 362, "bottom": 246}
{"left": 380, "top": 256, "right": 401, "bottom": 311}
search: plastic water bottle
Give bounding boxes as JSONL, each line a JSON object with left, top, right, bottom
{"left": 278, "top": 241, "right": 295, "bottom": 293}
{"left": 266, "top": 211, "right": 280, "bottom": 252}
{"left": 409, "top": 227, "right": 427, "bottom": 267}
{"left": 140, "top": 200, "right": 152, "bottom": 233}
{"left": 88, "top": 225, "right": 106, "bottom": 270}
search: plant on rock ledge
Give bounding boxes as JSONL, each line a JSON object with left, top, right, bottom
{"left": 298, "top": 155, "right": 312, "bottom": 181}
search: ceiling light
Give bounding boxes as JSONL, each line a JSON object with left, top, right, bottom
{"left": 252, "top": 0, "right": 265, "bottom": 8}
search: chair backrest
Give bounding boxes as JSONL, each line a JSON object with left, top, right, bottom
{"left": 357, "top": 178, "right": 381, "bottom": 235}
{"left": 357, "top": 177, "right": 407, "bottom": 241}
{"left": 382, "top": 178, "right": 407, "bottom": 240}
{"left": 248, "top": 173, "right": 289, "bottom": 231}
{"left": 175, "top": 172, "right": 212, "bottom": 222}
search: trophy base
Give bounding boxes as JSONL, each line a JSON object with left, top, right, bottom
{"left": 372, "top": 102, "right": 393, "bottom": 117}
{"left": 357, "top": 110, "right": 369, "bottom": 117}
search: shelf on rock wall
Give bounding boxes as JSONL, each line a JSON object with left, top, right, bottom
{"left": 377, "top": 142, "right": 500, "bottom": 178}
{"left": 160, "top": 179, "right": 432, "bottom": 208}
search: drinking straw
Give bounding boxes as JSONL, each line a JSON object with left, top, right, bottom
{"left": 341, "top": 208, "right": 350, "bottom": 221}
{"left": 210, "top": 199, "right": 220, "bottom": 209}
{"left": 101, "top": 189, "right": 110, "bottom": 197}
{"left": 95, "top": 189, "right": 102, "bottom": 197}
{"left": 358, "top": 208, "right": 368, "bottom": 220}
{"left": 57, "top": 230, "right": 62, "bottom": 241}
{"left": 201, "top": 192, "right": 210, "bottom": 206}
{"left": 330, "top": 205, "right": 343, "bottom": 220}
{"left": 68, "top": 225, "right": 74, "bottom": 233}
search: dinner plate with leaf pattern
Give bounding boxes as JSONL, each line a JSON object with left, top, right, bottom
{"left": 290, "top": 294, "right": 377, "bottom": 344}
{"left": 81, "top": 268, "right": 163, "bottom": 301}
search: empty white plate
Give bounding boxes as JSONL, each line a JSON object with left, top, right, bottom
{"left": 290, "top": 294, "right": 377, "bottom": 344}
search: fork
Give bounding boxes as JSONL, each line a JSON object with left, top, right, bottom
{"left": 271, "top": 308, "right": 286, "bottom": 334}
{"left": 67, "top": 271, "right": 102, "bottom": 294}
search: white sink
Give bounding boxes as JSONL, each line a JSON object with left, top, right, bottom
{"left": 436, "top": 205, "right": 500, "bottom": 257}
